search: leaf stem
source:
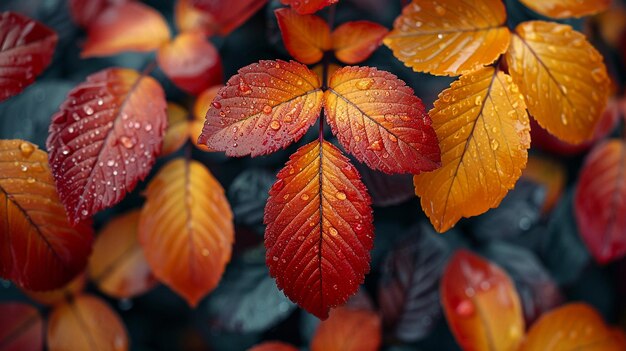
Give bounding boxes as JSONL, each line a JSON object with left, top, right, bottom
{"left": 319, "top": 4, "right": 336, "bottom": 143}
{"left": 140, "top": 59, "right": 158, "bottom": 77}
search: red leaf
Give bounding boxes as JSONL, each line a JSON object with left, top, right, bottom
{"left": 280, "top": 0, "right": 339, "bottom": 15}
{"left": 331, "top": 21, "right": 388, "bottom": 64}
{"left": 191, "top": 0, "right": 268, "bottom": 36}
{"left": 81, "top": 2, "right": 171, "bottom": 58}
{"left": 0, "top": 140, "right": 93, "bottom": 291}
{"left": 575, "top": 139, "right": 626, "bottom": 264}
{"left": 0, "top": 302, "right": 43, "bottom": 351}
{"left": 248, "top": 342, "right": 299, "bottom": 351}
{"left": 47, "top": 68, "right": 167, "bottom": 224}
{"left": 275, "top": 8, "right": 331, "bottom": 64}
{"left": 47, "top": 294, "right": 128, "bottom": 351}
{"left": 324, "top": 66, "right": 440, "bottom": 174}
{"left": 311, "top": 307, "right": 381, "bottom": 351}
{"left": 157, "top": 32, "right": 223, "bottom": 95}
{"left": 441, "top": 250, "right": 525, "bottom": 351}
{"left": 0, "top": 12, "right": 57, "bottom": 102}
{"left": 264, "top": 140, "right": 373, "bottom": 319}
{"left": 198, "top": 60, "right": 323, "bottom": 157}
{"left": 68, "top": 0, "right": 129, "bottom": 28}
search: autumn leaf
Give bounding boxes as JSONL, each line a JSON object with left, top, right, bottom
{"left": 175, "top": 0, "right": 213, "bottom": 35}
{"left": 275, "top": 8, "right": 331, "bottom": 64}
{"left": 162, "top": 103, "right": 190, "bottom": 156}
{"left": 521, "top": 303, "right": 624, "bottom": 351}
{"left": 248, "top": 342, "right": 299, "bottom": 351}
{"left": 311, "top": 307, "right": 381, "bottom": 351}
{"left": 89, "top": 210, "right": 158, "bottom": 298}
{"left": 574, "top": 140, "right": 626, "bottom": 264}
{"left": 22, "top": 273, "right": 85, "bottom": 306}
{"left": 68, "top": 0, "right": 128, "bottom": 28}
{"left": 519, "top": 0, "right": 610, "bottom": 19}
{"left": 324, "top": 66, "right": 440, "bottom": 174}
{"left": 47, "top": 68, "right": 167, "bottom": 224}
{"left": 198, "top": 60, "right": 323, "bottom": 157}
{"left": 192, "top": 86, "right": 222, "bottom": 151}
{"left": 191, "top": 0, "right": 267, "bottom": 36}
{"left": 81, "top": 2, "right": 171, "bottom": 58}
{"left": 47, "top": 294, "right": 128, "bottom": 351}
{"left": 139, "top": 158, "right": 234, "bottom": 307}
{"left": 0, "top": 302, "right": 43, "bottom": 351}
{"left": 157, "top": 31, "right": 223, "bottom": 95}
{"left": 441, "top": 250, "right": 525, "bottom": 351}
{"left": 331, "top": 21, "right": 388, "bottom": 64}
{"left": 0, "top": 12, "right": 57, "bottom": 102}
{"left": 413, "top": 67, "right": 530, "bottom": 232}
{"left": 264, "top": 139, "right": 373, "bottom": 319}
{"left": 0, "top": 140, "right": 93, "bottom": 291}
{"left": 383, "top": 0, "right": 510, "bottom": 76}
{"left": 280, "top": 0, "right": 338, "bottom": 15}
{"left": 506, "top": 21, "right": 610, "bottom": 144}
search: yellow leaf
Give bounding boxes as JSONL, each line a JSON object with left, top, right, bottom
{"left": 519, "top": 0, "right": 610, "bottom": 19}
{"left": 383, "top": 0, "right": 510, "bottom": 76}
{"left": 414, "top": 67, "right": 530, "bottom": 232}
{"left": 506, "top": 21, "right": 610, "bottom": 144}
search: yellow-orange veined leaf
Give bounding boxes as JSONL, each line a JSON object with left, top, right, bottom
{"left": 162, "top": 103, "right": 190, "bottom": 156}
{"left": 89, "top": 210, "right": 158, "bottom": 298}
{"left": 198, "top": 60, "right": 323, "bottom": 157}
{"left": 22, "top": 273, "right": 86, "bottom": 306}
{"left": 521, "top": 303, "right": 624, "bottom": 351}
{"left": 506, "top": 21, "right": 610, "bottom": 144}
{"left": 324, "top": 66, "right": 441, "bottom": 174}
{"left": 383, "top": 0, "right": 510, "bottom": 76}
{"left": 311, "top": 307, "right": 382, "bottom": 351}
{"left": 441, "top": 250, "right": 525, "bottom": 351}
{"left": 519, "top": 0, "right": 610, "bottom": 19}
{"left": 0, "top": 140, "right": 93, "bottom": 291}
{"left": 81, "top": 2, "right": 171, "bottom": 58}
{"left": 331, "top": 21, "right": 388, "bottom": 65}
{"left": 47, "top": 294, "right": 128, "bottom": 351}
{"left": 275, "top": 8, "right": 331, "bottom": 64}
{"left": 139, "top": 158, "right": 234, "bottom": 307}
{"left": 414, "top": 67, "right": 530, "bottom": 233}
{"left": 264, "top": 140, "right": 374, "bottom": 319}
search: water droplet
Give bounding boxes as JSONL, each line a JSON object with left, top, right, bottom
{"left": 26, "top": 177, "right": 35, "bottom": 184}
{"left": 202, "top": 248, "right": 210, "bottom": 257}
{"left": 296, "top": 79, "right": 303, "bottom": 86}
{"left": 560, "top": 113, "right": 568, "bottom": 125}
{"left": 272, "top": 256, "right": 279, "bottom": 261}
{"left": 329, "top": 227, "right": 338, "bottom": 236}
{"left": 212, "top": 101, "right": 222, "bottom": 109}
{"left": 455, "top": 300, "right": 475, "bottom": 317}
{"left": 270, "top": 120, "right": 281, "bottom": 130}
{"left": 120, "top": 136, "right": 135, "bottom": 149}
{"left": 300, "top": 193, "right": 309, "bottom": 201}
{"left": 274, "top": 179, "right": 285, "bottom": 191}
{"left": 263, "top": 105, "right": 273, "bottom": 114}
{"left": 490, "top": 139, "right": 499, "bottom": 150}
{"left": 83, "top": 105, "right": 94, "bottom": 115}
{"left": 388, "top": 134, "right": 398, "bottom": 142}
{"left": 591, "top": 68, "right": 606, "bottom": 83}
{"left": 61, "top": 146, "right": 70, "bottom": 155}
{"left": 441, "top": 92, "right": 451, "bottom": 102}
{"left": 97, "top": 99, "right": 104, "bottom": 106}
{"left": 356, "top": 79, "right": 374, "bottom": 90}
{"left": 335, "top": 191, "right": 347, "bottom": 200}
{"left": 238, "top": 80, "right": 252, "bottom": 95}
{"left": 81, "top": 209, "right": 89, "bottom": 216}
{"left": 144, "top": 123, "right": 152, "bottom": 132}
{"left": 20, "top": 164, "right": 28, "bottom": 172}
{"left": 474, "top": 95, "right": 483, "bottom": 106}
{"left": 437, "top": 33, "right": 444, "bottom": 39}
{"left": 435, "top": 5, "right": 446, "bottom": 15}
{"left": 19, "top": 142, "right": 35, "bottom": 158}
{"left": 367, "top": 140, "right": 382, "bottom": 151}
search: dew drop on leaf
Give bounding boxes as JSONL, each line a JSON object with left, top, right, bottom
{"left": 335, "top": 191, "right": 347, "bottom": 200}
{"left": 212, "top": 101, "right": 222, "bottom": 109}
{"left": 19, "top": 142, "right": 35, "bottom": 158}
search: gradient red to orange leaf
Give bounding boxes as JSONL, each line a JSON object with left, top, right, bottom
{"left": 0, "top": 140, "right": 93, "bottom": 291}
{"left": 0, "top": 12, "right": 57, "bottom": 102}
{"left": 331, "top": 21, "right": 388, "bottom": 64}
{"left": 311, "top": 307, "right": 381, "bottom": 351}
{"left": 0, "top": 302, "right": 43, "bottom": 351}
{"left": 47, "top": 68, "right": 167, "bottom": 224}
{"left": 324, "top": 66, "right": 440, "bottom": 174}
{"left": 441, "top": 250, "right": 525, "bottom": 351}
{"left": 190, "top": 0, "right": 268, "bottom": 36}
{"left": 575, "top": 140, "right": 626, "bottom": 264}
{"left": 157, "top": 31, "right": 223, "bottom": 95}
{"left": 139, "top": 158, "right": 234, "bottom": 307}
{"left": 275, "top": 8, "right": 331, "bottom": 64}
{"left": 280, "top": 0, "right": 338, "bottom": 15}
{"left": 248, "top": 342, "right": 299, "bottom": 351}
{"left": 264, "top": 140, "right": 373, "bottom": 319}
{"left": 198, "top": 60, "right": 323, "bottom": 157}
{"left": 68, "top": 0, "right": 129, "bottom": 28}
{"left": 81, "top": 2, "right": 170, "bottom": 58}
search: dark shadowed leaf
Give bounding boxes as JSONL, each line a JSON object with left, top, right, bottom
{"left": 227, "top": 168, "right": 275, "bottom": 233}
{"left": 0, "top": 302, "right": 43, "bottom": 351}
{"left": 353, "top": 161, "right": 414, "bottom": 207}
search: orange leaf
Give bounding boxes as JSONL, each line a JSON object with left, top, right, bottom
{"left": 506, "top": 21, "right": 610, "bottom": 144}
{"left": 198, "top": 60, "right": 323, "bottom": 157}
{"left": 414, "top": 67, "right": 530, "bottom": 232}
{"left": 441, "top": 250, "right": 525, "bottom": 351}
{"left": 89, "top": 210, "right": 158, "bottom": 298}
{"left": 81, "top": 2, "right": 170, "bottom": 58}
{"left": 519, "top": 0, "right": 610, "bottom": 19}
{"left": 47, "top": 294, "right": 128, "bottom": 351}
{"left": 275, "top": 8, "right": 331, "bottom": 64}
{"left": 23, "top": 273, "right": 86, "bottom": 306}
{"left": 174, "top": 0, "right": 213, "bottom": 35}
{"left": 280, "top": 0, "right": 338, "bottom": 15}
{"left": 139, "top": 158, "right": 234, "bottom": 307}
{"left": 383, "top": 0, "right": 510, "bottom": 76}
{"left": 324, "top": 66, "right": 440, "bottom": 174}
{"left": 331, "top": 21, "right": 388, "bottom": 64}
{"left": 0, "top": 302, "right": 43, "bottom": 351}
{"left": 162, "top": 103, "right": 190, "bottom": 156}
{"left": 0, "top": 140, "right": 93, "bottom": 291}
{"left": 157, "top": 31, "right": 223, "bottom": 95}
{"left": 521, "top": 303, "right": 623, "bottom": 351}
{"left": 311, "top": 307, "right": 381, "bottom": 351}
{"left": 192, "top": 86, "right": 222, "bottom": 152}
{"left": 264, "top": 140, "right": 373, "bottom": 319}
{"left": 47, "top": 68, "right": 167, "bottom": 224}
{"left": 248, "top": 342, "right": 299, "bottom": 351}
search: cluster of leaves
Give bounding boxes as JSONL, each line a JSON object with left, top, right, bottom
{"left": 2, "top": 0, "right": 626, "bottom": 350}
